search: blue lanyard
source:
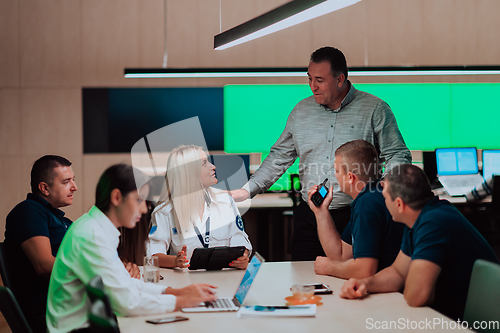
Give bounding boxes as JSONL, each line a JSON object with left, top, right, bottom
{"left": 194, "top": 217, "right": 210, "bottom": 248}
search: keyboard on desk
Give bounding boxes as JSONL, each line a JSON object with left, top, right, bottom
{"left": 206, "top": 298, "right": 238, "bottom": 310}
{"left": 439, "top": 174, "right": 484, "bottom": 196}
{"left": 442, "top": 177, "right": 481, "bottom": 187}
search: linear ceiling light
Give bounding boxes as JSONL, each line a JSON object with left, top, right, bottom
{"left": 124, "top": 66, "right": 500, "bottom": 78}
{"left": 214, "top": 0, "right": 361, "bottom": 50}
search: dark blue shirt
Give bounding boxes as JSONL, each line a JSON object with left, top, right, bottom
{"left": 4, "top": 193, "right": 72, "bottom": 316}
{"left": 401, "top": 196, "right": 499, "bottom": 320}
{"left": 341, "top": 180, "right": 405, "bottom": 271}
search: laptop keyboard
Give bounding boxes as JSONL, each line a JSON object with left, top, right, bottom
{"left": 444, "top": 177, "right": 481, "bottom": 187}
{"left": 206, "top": 298, "right": 236, "bottom": 309}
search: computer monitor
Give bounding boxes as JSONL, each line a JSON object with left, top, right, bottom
{"left": 482, "top": 150, "right": 500, "bottom": 180}
{"left": 435, "top": 147, "right": 478, "bottom": 176}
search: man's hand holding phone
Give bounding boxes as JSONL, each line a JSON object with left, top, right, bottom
{"left": 308, "top": 183, "right": 333, "bottom": 215}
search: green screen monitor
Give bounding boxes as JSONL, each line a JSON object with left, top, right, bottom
{"left": 224, "top": 83, "right": 500, "bottom": 191}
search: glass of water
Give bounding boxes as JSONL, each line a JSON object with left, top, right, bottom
{"left": 143, "top": 256, "right": 160, "bottom": 283}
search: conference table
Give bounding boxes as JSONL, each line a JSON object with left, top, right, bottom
{"left": 117, "top": 261, "right": 468, "bottom": 332}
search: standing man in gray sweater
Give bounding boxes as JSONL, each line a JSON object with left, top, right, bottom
{"left": 230, "top": 47, "right": 411, "bottom": 261}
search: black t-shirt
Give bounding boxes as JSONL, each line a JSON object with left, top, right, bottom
{"left": 341, "top": 180, "right": 405, "bottom": 271}
{"left": 4, "top": 193, "right": 72, "bottom": 316}
{"left": 401, "top": 196, "right": 499, "bottom": 320}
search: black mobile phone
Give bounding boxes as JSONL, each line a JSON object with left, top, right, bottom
{"left": 146, "top": 316, "right": 189, "bottom": 324}
{"left": 303, "top": 283, "right": 333, "bottom": 295}
{"left": 311, "top": 178, "right": 329, "bottom": 207}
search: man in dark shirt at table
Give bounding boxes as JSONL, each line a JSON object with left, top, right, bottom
{"left": 340, "top": 164, "right": 499, "bottom": 320}
{"left": 308, "top": 140, "right": 404, "bottom": 279}
{"left": 4, "top": 155, "right": 77, "bottom": 332}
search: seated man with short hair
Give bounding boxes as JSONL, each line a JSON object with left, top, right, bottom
{"left": 309, "top": 140, "right": 404, "bottom": 279}
{"left": 340, "top": 164, "right": 499, "bottom": 320}
{"left": 4, "top": 155, "right": 77, "bottom": 332}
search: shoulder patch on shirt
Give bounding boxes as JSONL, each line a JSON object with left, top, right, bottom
{"left": 172, "top": 227, "right": 178, "bottom": 235}
{"left": 236, "top": 215, "right": 244, "bottom": 231}
{"left": 149, "top": 225, "right": 157, "bottom": 235}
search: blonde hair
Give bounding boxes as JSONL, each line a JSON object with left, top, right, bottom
{"left": 157, "top": 145, "right": 213, "bottom": 238}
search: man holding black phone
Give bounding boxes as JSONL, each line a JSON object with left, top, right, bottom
{"left": 230, "top": 47, "right": 410, "bottom": 260}
{"left": 308, "top": 140, "right": 404, "bottom": 279}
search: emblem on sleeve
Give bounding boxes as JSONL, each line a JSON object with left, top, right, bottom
{"left": 236, "top": 215, "right": 244, "bottom": 231}
{"left": 149, "top": 225, "right": 157, "bottom": 235}
{"left": 172, "top": 227, "right": 178, "bottom": 235}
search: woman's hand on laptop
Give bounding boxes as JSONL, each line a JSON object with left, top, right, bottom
{"left": 230, "top": 249, "right": 249, "bottom": 270}
{"left": 171, "top": 284, "right": 218, "bottom": 310}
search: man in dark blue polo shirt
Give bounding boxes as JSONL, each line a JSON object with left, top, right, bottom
{"left": 308, "top": 140, "right": 404, "bottom": 279}
{"left": 4, "top": 155, "right": 77, "bottom": 332}
{"left": 340, "top": 164, "right": 499, "bottom": 321}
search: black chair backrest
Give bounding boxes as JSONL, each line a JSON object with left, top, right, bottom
{"left": 491, "top": 175, "right": 500, "bottom": 229}
{"left": 0, "top": 286, "right": 33, "bottom": 333}
{"left": 0, "top": 242, "right": 13, "bottom": 290}
{"left": 88, "top": 299, "right": 120, "bottom": 333}
{"left": 289, "top": 173, "right": 301, "bottom": 207}
{"left": 491, "top": 175, "right": 500, "bottom": 208}
{"left": 86, "top": 275, "right": 116, "bottom": 322}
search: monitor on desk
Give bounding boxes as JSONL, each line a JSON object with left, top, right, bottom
{"left": 482, "top": 150, "right": 500, "bottom": 180}
{"left": 436, "top": 147, "right": 479, "bottom": 176}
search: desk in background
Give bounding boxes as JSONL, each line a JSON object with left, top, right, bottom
{"left": 235, "top": 193, "right": 294, "bottom": 261}
{"left": 118, "top": 262, "right": 467, "bottom": 333}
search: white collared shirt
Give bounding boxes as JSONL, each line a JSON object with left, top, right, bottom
{"left": 46, "top": 206, "right": 176, "bottom": 333}
{"left": 148, "top": 189, "right": 252, "bottom": 260}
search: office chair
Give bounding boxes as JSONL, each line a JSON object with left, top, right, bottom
{"left": 0, "top": 286, "right": 34, "bottom": 333}
{"left": 490, "top": 175, "right": 500, "bottom": 232}
{"left": 463, "top": 259, "right": 500, "bottom": 332}
{"left": 0, "top": 242, "right": 13, "bottom": 290}
{"left": 88, "top": 299, "right": 120, "bottom": 333}
{"left": 86, "top": 275, "right": 117, "bottom": 323}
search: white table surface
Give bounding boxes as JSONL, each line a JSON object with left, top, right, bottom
{"left": 118, "top": 261, "right": 468, "bottom": 333}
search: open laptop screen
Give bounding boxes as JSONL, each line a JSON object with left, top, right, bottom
{"left": 436, "top": 148, "right": 478, "bottom": 176}
{"left": 482, "top": 150, "right": 500, "bottom": 180}
{"left": 234, "top": 254, "right": 263, "bottom": 305}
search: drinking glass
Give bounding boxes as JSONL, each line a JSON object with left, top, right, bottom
{"left": 291, "top": 284, "right": 315, "bottom": 300}
{"left": 143, "top": 256, "right": 160, "bottom": 283}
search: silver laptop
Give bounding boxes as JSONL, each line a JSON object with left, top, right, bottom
{"left": 482, "top": 150, "right": 500, "bottom": 180}
{"left": 436, "top": 148, "right": 483, "bottom": 196}
{"left": 182, "top": 253, "right": 265, "bottom": 313}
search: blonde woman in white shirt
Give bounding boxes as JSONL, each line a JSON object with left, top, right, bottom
{"left": 148, "top": 145, "right": 252, "bottom": 269}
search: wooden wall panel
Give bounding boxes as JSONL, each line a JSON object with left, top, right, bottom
{"left": 0, "top": 157, "right": 24, "bottom": 242}
{"left": 0, "top": 89, "right": 21, "bottom": 155}
{"left": 0, "top": 0, "right": 20, "bottom": 88}
{"left": 422, "top": 0, "right": 477, "bottom": 66}
{"left": 20, "top": 89, "right": 82, "bottom": 156}
{"left": 366, "top": 0, "right": 423, "bottom": 66}
{"left": 82, "top": 154, "right": 132, "bottom": 213}
{"left": 137, "top": 0, "right": 164, "bottom": 67}
{"left": 311, "top": 1, "right": 366, "bottom": 67}
{"left": 475, "top": 0, "right": 500, "bottom": 64}
{"left": 19, "top": 0, "right": 80, "bottom": 87}
{"left": 166, "top": 0, "right": 204, "bottom": 67}
{"left": 81, "top": 0, "right": 139, "bottom": 86}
